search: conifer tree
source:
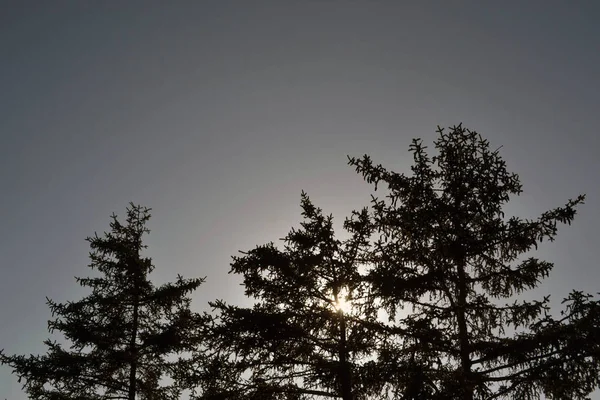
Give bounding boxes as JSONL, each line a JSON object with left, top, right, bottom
{"left": 0, "top": 203, "right": 209, "bottom": 400}
{"left": 197, "top": 193, "right": 382, "bottom": 400}
{"left": 348, "top": 124, "right": 600, "bottom": 399}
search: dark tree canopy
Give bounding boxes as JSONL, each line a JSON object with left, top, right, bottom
{"left": 200, "top": 124, "right": 600, "bottom": 400}
{"left": 347, "top": 124, "right": 600, "bottom": 399}
{"left": 0, "top": 203, "right": 209, "bottom": 400}
{"left": 197, "top": 193, "right": 382, "bottom": 400}
{"left": 3, "top": 125, "right": 599, "bottom": 400}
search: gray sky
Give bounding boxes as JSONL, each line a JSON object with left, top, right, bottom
{"left": 1, "top": 1, "right": 599, "bottom": 398}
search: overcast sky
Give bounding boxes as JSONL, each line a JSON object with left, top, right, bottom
{"left": 1, "top": 1, "right": 599, "bottom": 398}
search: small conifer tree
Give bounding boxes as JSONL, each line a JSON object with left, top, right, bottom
{"left": 199, "top": 193, "right": 380, "bottom": 400}
{"left": 1, "top": 203, "right": 209, "bottom": 400}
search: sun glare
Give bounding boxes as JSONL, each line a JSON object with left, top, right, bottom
{"left": 334, "top": 287, "right": 352, "bottom": 314}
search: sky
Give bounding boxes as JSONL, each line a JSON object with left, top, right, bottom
{"left": 1, "top": 1, "right": 599, "bottom": 398}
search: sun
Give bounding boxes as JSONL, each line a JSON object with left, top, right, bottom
{"left": 334, "top": 287, "right": 352, "bottom": 314}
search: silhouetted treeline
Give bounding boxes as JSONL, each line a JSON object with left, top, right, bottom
{"left": 2, "top": 124, "right": 599, "bottom": 400}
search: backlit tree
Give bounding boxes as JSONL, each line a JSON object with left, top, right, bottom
{"left": 348, "top": 124, "right": 600, "bottom": 399}
{"left": 196, "top": 193, "right": 382, "bottom": 400}
{"left": 1, "top": 203, "right": 209, "bottom": 400}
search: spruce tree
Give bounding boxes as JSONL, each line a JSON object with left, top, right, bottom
{"left": 197, "top": 193, "right": 381, "bottom": 400}
{"left": 348, "top": 124, "right": 600, "bottom": 399}
{"left": 0, "top": 203, "right": 209, "bottom": 400}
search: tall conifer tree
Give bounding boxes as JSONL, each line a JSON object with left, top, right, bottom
{"left": 348, "top": 124, "right": 600, "bottom": 399}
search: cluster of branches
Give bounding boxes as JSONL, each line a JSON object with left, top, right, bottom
{"left": 2, "top": 124, "right": 600, "bottom": 400}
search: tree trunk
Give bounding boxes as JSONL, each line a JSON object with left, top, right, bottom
{"left": 128, "top": 279, "right": 140, "bottom": 400}
{"left": 453, "top": 192, "right": 473, "bottom": 400}
{"left": 338, "top": 311, "right": 353, "bottom": 400}
{"left": 456, "top": 261, "right": 473, "bottom": 400}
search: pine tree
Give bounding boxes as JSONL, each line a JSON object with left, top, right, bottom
{"left": 348, "top": 124, "right": 600, "bottom": 399}
{"left": 0, "top": 203, "right": 209, "bottom": 400}
{"left": 196, "top": 193, "right": 382, "bottom": 400}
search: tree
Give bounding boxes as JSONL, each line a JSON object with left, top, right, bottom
{"left": 348, "top": 124, "right": 600, "bottom": 399}
{"left": 196, "top": 192, "right": 383, "bottom": 400}
{"left": 1, "top": 203, "right": 209, "bottom": 400}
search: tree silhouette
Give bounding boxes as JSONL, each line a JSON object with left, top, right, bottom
{"left": 0, "top": 203, "right": 209, "bottom": 400}
{"left": 6, "top": 126, "right": 598, "bottom": 400}
{"left": 348, "top": 124, "right": 600, "bottom": 399}
{"left": 195, "top": 193, "right": 382, "bottom": 400}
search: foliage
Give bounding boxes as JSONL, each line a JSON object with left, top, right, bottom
{"left": 347, "top": 124, "right": 600, "bottom": 399}
{"left": 0, "top": 203, "right": 209, "bottom": 400}
{"left": 201, "top": 124, "right": 600, "bottom": 400}
{"left": 197, "top": 193, "right": 382, "bottom": 400}
{"left": 4, "top": 125, "right": 599, "bottom": 400}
